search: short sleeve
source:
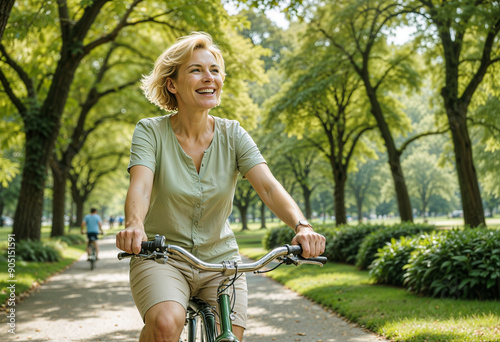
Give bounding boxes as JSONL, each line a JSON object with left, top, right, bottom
{"left": 236, "top": 125, "right": 266, "bottom": 177}
{"left": 128, "top": 119, "right": 157, "bottom": 173}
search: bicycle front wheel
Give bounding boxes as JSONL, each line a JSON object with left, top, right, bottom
{"left": 89, "top": 243, "right": 96, "bottom": 271}
{"left": 180, "top": 299, "right": 217, "bottom": 342}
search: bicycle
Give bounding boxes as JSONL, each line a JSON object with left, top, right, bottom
{"left": 118, "top": 234, "right": 327, "bottom": 342}
{"left": 88, "top": 235, "right": 98, "bottom": 271}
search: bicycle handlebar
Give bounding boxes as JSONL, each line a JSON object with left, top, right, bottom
{"left": 117, "top": 235, "right": 326, "bottom": 276}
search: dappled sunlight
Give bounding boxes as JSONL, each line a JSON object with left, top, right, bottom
{"left": 381, "top": 314, "right": 500, "bottom": 342}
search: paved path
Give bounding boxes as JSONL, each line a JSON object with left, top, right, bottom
{"left": 1, "top": 236, "right": 386, "bottom": 342}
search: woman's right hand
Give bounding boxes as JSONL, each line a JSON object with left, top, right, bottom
{"left": 116, "top": 227, "right": 148, "bottom": 255}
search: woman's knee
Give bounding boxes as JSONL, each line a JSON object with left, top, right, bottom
{"left": 144, "top": 302, "right": 186, "bottom": 341}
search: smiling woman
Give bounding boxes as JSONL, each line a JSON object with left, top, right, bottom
{"left": 116, "top": 31, "right": 325, "bottom": 342}
{"left": 140, "top": 32, "right": 226, "bottom": 112}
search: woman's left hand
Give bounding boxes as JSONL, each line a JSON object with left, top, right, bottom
{"left": 291, "top": 227, "right": 326, "bottom": 259}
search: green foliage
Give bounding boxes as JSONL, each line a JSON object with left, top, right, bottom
{"left": 326, "top": 224, "right": 383, "bottom": 264}
{"left": 54, "top": 234, "right": 86, "bottom": 245}
{"left": 10, "top": 240, "right": 65, "bottom": 262}
{"left": 404, "top": 228, "right": 500, "bottom": 300}
{"left": 369, "top": 232, "right": 444, "bottom": 286}
{"left": 355, "top": 223, "right": 435, "bottom": 270}
{"left": 262, "top": 225, "right": 294, "bottom": 250}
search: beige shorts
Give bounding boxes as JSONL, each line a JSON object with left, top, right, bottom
{"left": 129, "top": 257, "right": 248, "bottom": 328}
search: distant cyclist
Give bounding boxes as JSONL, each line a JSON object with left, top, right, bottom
{"left": 81, "top": 208, "right": 104, "bottom": 260}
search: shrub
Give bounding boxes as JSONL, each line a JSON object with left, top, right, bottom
{"left": 13, "top": 240, "right": 65, "bottom": 262}
{"left": 356, "top": 223, "right": 435, "bottom": 270}
{"left": 262, "top": 224, "right": 335, "bottom": 252}
{"left": 263, "top": 226, "right": 290, "bottom": 250}
{"left": 326, "top": 224, "right": 384, "bottom": 264}
{"left": 404, "top": 228, "right": 500, "bottom": 300}
{"left": 54, "top": 234, "right": 86, "bottom": 245}
{"left": 369, "top": 232, "right": 444, "bottom": 286}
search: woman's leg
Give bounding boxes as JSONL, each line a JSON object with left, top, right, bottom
{"left": 140, "top": 301, "right": 186, "bottom": 342}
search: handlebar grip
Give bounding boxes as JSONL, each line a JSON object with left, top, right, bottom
{"left": 117, "top": 252, "right": 134, "bottom": 260}
{"left": 285, "top": 244, "right": 302, "bottom": 255}
{"left": 141, "top": 235, "right": 165, "bottom": 253}
{"left": 285, "top": 245, "right": 328, "bottom": 264}
{"left": 298, "top": 255, "right": 327, "bottom": 265}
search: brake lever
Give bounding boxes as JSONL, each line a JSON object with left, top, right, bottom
{"left": 283, "top": 256, "right": 325, "bottom": 267}
{"left": 130, "top": 251, "right": 169, "bottom": 263}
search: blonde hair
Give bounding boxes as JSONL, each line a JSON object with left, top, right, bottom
{"left": 141, "top": 32, "right": 226, "bottom": 112}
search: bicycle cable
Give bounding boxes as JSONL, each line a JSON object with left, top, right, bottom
{"left": 217, "top": 263, "right": 242, "bottom": 315}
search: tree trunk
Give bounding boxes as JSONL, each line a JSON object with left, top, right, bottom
{"left": 302, "top": 186, "right": 312, "bottom": 219}
{"left": 75, "top": 197, "right": 84, "bottom": 228}
{"left": 357, "top": 196, "right": 363, "bottom": 224}
{"left": 51, "top": 163, "right": 68, "bottom": 237}
{"left": 364, "top": 83, "right": 413, "bottom": 222}
{"left": 240, "top": 206, "right": 248, "bottom": 231}
{"left": 13, "top": 126, "right": 56, "bottom": 240}
{"left": 333, "top": 174, "right": 347, "bottom": 226}
{"left": 445, "top": 104, "right": 485, "bottom": 227}
{"left": 260, "top": 201, "right": 267, "bottom": 229}
{"left": 13, "top": 51, "right": 82, "bottom": 241}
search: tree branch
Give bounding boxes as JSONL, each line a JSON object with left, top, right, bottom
{"left": 56, "top": 0, "right": 71, "bottom": 43}
{"left": 0, "top": 68, "right": 26, "bottom": 115}
{"left": 467, "top": 117, "right": 500, "bottom": 136}
{"left": 0, "top": 43, "right": 36, "bottom": 100}
{"left": 81, "top": 0, "right": 142, "bottom": 55}
{"left": 460, "top": 17, "right": 500, "bottom": 105}
{"left": 398, "top": 127, "right": 450, "bottom": 153}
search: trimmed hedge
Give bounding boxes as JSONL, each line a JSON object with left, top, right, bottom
{"left": 404, "top": 228, "right": 500, "bottom": 300}
{"left": 355, "top": 223, "right": 435, "bottom": 270}
{"left": 262, "top": 224, "right": 334, "bottom": 251}
{"left": 262, "top": 226, "right": 294, "bottom": 250}
{"left": 369, "top": 232, "right": 444, "bottom": 286}
{"left": 326, "top": 224, "right": 383, "bottom": 264}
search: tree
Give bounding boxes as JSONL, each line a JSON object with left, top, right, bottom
{"left": 347, "top": 158, "right": 380, "bottom": 223}
{"left": 311, "top": 0, "right": 420, "bottom": 222}
{"left": 268, "top": 43, "right": 377, "bottom": 225}
{"left": 0, "top": 0, "right": 264, "bottom": 240}
{"left": 403, "top": 150, "right": 455, "bottom": 219}
{"left": 271, "top": 136, "right": 324, "bottom": 220}
{"left": 68, "top": 132, "right": 128, "bottom": 227}
{"left": 233, "top": 178, "right": 259, "bottom": 230}
{"left": 50, "top": 42, "right": 144, "bottom": 237}
{"left": 409, "top": 0, "right": 500, "bottom": 226}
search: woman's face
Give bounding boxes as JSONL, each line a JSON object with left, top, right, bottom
{"left": 168, "top": 48, "right": 223, "bottom": 112}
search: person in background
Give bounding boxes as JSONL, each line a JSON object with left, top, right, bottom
{"left": 81, "top": 208, "right": 104, "bottom": 260}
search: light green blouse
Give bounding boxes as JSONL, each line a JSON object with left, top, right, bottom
{"left": 128, "top": 114, "right": 266, "bottom": 263}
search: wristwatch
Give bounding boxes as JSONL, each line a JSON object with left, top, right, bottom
{"left": 295, "top": 220, "right": 312, "bottom": 232}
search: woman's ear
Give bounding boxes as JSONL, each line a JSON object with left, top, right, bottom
{"left": 166, "top": 78, "right": 177, "bottom": 94}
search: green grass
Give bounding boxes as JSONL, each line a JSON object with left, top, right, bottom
{"left": 0, "top": 243, "right": 86, "bottom": 304}
{"left": 235, "top": 227, "right": 500, "bottom": 342}
{"left": 0, "top": 226, "right": 87, "bottom": 305}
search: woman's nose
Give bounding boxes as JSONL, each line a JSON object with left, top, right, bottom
{"left": 202, "top": 70, "right": 214, "bottom": 82}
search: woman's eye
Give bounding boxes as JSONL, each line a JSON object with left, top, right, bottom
{"left": 191, "top": 69, "right": 200, "bottom": 73}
